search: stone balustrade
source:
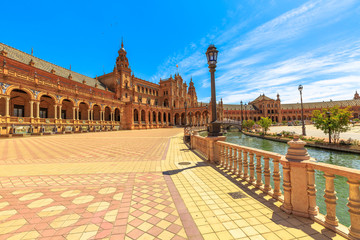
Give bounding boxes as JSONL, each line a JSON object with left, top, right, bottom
{"left": 190, "top": 133, "right": 360, "bottom": 239}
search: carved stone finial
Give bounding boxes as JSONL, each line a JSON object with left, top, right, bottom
{"left": 29, "top": 59, "right": 35, "bottom": 66}
{"left": 0, "top": 49, "right": 7, "bottom": 57}
{"left": 285, "top": 135, "right": 310, "bottom": 161}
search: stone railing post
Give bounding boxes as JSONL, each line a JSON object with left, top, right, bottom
{"left": 205, "top": 136, "right": 226, "bottom": 164}
{"left": 282, "top": 135, "right": 316, "bottom": 218}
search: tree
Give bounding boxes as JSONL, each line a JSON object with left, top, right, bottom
{"left": 257, "top": 117, "right": 272, "bottom": 135}
{"left": 312, "top": 106, "right": 352, "bottom": 144}
{"left": 242, "top": 119, "right": 255, "bottom": 131}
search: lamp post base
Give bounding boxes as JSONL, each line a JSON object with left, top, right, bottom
{"left": 208, "top": 122, "right": 222, "bottom": 137}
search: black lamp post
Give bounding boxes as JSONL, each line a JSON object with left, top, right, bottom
{"left": 326, "top": 111, "right": 331, "bottom": 143}
{"left": 206, "top": 44, "right": 221, "bottom": 136}
{"left": 298, "top": 85, "right": 306, "bottom": 136}
{"left": 240, "top": 101, "right": 243, "bottom": 125}
{"left": 184, "top": 101, "right": 188, "bottom": 126}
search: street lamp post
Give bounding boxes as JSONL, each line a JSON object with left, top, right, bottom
{"left": 206, "top": 44, "right": 221, "bottom": 136}
{"left": 326, "top": 111, "right": 331, "bottom": 143}
{"left": 184, "top": 101, "right": 187, "bottom": 126}
{"left": 298, "top": 85, "right": 306, "bottom": 136}
{"left": 240, "top": 101, "right": 243, "bottom": 126}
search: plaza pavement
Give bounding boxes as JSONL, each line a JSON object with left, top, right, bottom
{"left": 0, "top": 129, "right": 345, "bottom": 239}
{"left": 269, "top": 125, "right": 360, "bottom": 141}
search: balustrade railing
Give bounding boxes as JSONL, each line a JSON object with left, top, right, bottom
{"left": 190, "top": 134, "right": 360, "bottom": 239}
{"left": 216, "top": 141, "right": 284, "bottom": 201}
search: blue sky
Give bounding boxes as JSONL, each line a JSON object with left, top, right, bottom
{"left": 2, "top": 0, "right": 360, "bottom": 104}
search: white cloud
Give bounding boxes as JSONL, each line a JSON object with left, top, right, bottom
{"left": 150, "top": 0, "right": 360, "bottom": 105}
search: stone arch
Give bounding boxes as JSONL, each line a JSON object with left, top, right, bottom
{"left": 9, "top": 88, "right": 32, "bottom": 117}
{"left": 6, "top": 86, "right": 34, "bottom": 100}
{"left": 39, "top": 94, "right": 56, "bottom": 118}
{"left": 93, "top": 104, "right": 101, "bottom": 121}
{"left": 61, "top": 98, "right": 74, "bottom": 119}
{"left": 114, "top": 108, "right": 121, "bottom": 121}
{"left": 79, "top": 102, "right": 89, "bottom": 120}
{"left": 174, "top": 113, "right": 180, "bottom": 125}
{"left": 134, "top": 109, "right": 139, "bottom": 122}
{"left": 158, "top": 112, "right": 162, "bottom": 122}
{"left": 181, "top": 112, "right": 185, "bottom": 125}
{"left": 152, "top": 111, "right": 156, "bottom": 123}
{"left": 141, "top": 110, "right": 145, "bottom": 122}
{"left": 104, "top": 106, "right": 111, "bottom": 121}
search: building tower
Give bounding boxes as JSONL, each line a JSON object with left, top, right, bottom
{"left": 354, "top": 91, "right": 360, "bottom": 100}
{"left": 188, "top": 77, "right": 197, "bottom": 107}
{"left": 116, "top": 39, "right": 132, "bottom": 101}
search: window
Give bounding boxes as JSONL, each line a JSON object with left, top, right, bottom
{"left": 125, "top": 93, "right": 128, "bottom": 98}
{"left": 14, "top": 105, "right": 24, "bottom": 117}
{"left": 40, "top": 108, "right": 48, "bottom": 118}
{"left": 137, "top": 86, "right": 140, "bottom": 92}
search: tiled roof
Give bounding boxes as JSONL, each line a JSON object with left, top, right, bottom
{"left": 282, "top": 99, "right": 360, "bottom": 109}
{"left": 250, "top": 94, "right": 274, "bottom": 103}
{"left": 0, "top": 42, "right": 107, "bottom": 90}
{"left": 223, "top": 104, "right": 255, "bottom": 110}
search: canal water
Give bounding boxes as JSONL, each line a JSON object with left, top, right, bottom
{"left": 202, "top": 131, "right": 360, "bottom": 226}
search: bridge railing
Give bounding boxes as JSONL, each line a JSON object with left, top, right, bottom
{"left": 189, "top": 133, "right": 360, "bottom": 239}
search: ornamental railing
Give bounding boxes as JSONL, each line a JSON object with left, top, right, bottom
{"left": 190, "top": 134, "right": 360, "bottom": 239}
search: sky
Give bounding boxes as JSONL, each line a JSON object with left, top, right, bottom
{"left": 1, "top": 0, "right": 360, "bottom": 104}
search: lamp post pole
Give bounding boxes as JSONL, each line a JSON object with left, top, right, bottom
{"left": 206, "top": 44, "right": 221, "bottom": 136}
{"left": 184, "top": 101, "right": 187, "bottom": 126}
{"left": 240, "top": 101, "right": 243, "bottom": 126}
{"left": 298, "top": 85, "right": 306, "bottom": 136}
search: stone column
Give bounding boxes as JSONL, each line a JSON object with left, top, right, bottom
{"left": 5, "top": 97, "right": 10, "bottom": 117}
{"left": 282, "top": 135, "right": 315, "bottom": 218}
{"left": 36, "top": 102, "right": 40, "bottom": 118}
{"left": 87, "top": 110, "right": 90, "bottom": 121}
{"left": 58, "top": 105, "right": 62, "bottom": 119}
{"left": 91, "top": 110, "right": 94, "bottom": 121}
{"left": 54, "top": 105, "right": 57, "bottom": 119}
{"left": 77, "top": 109, "right": 79, "bottom": 120}
{"left": 29, "top": 101, "right": 34, "bottom": 118}
{"left": 72, "top": 107, "right": 76, "bottom": 120}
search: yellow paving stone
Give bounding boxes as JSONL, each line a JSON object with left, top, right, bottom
{"left": 72, "top": 195, "right": 95, "bottom": 204}
{"left": 249, "top": 234, "right": 266, "bottom": 240}
{"left": 0, "top": 219, "right": 27, "bottom": 234}
{"left": 138, "top": 222, "right": 153, "bottom": 232}
{"left": 203, "top": 232, "right": 220, "bottom": 240}
{"left": 229, "top": 229, "right": 247, "bottom": 239}
{"left": 61, "top": 190, "right": 81, "bottom": 198}
{"left": 86, "top": 201, "right": 110, "bottom": 212}
{"left": 23, "top": 230, "right": 40, "bottom": 239}
{"left": 216, "top": 230, "right": 234, "bottom": 239}
{"left": 158, "top": 230, "right": 175, "bottom": 240}
{"left": 38, "top": 205, "right": 66, "bottom": 217}
{"left": 19, "top": 192, "right": 43, "bottom": 201}
{"left": 273, "top": 229, "right": 296, "bottom": 240}
{"left": 104, "top": 209, "right": 118, "bottom": 222}
{"left": 51, "top": 214, "right": 80, "bottom": 228}
{"left": 157, "top": 219, "right": 172, "bottom": 229}
{"left": 12, "top": 189, "right": 32, "bottom": 195}
{"left": 68, "top": 225, "right": 88, "bottom": 234}
{"left": 7, "top": 231, "right": 28, "bottom": 240}
{"left": 198, "top": 225, "right": 214, "bottom": 234}
{"left": 80, "top": 231, "right": 97, "bottom": 240}
{"left": 27, "top": 198, "right": 54, "bottom": 209}
{"left": 98, "top": 187, "right": 116, "bottom": 195}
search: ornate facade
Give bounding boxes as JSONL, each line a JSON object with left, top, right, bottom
{"left": 0, "top": 42, "right": 213, "bottom": 136}
{"left": 224, "top": 93, "right": 360, "bottom": 123}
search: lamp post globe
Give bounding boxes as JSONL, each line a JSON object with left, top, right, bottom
{"left": 206, "top": 44, "right": 221, "bottom": 136}
{"left": 298, "top": 85, "right": 306, "bottom": 136}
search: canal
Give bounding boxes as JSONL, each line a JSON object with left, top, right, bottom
{"left": 208, "top": 131, "right": 360, "bottom": 226}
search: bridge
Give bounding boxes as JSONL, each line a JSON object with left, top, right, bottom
{"left": 219, "top": 119, "right": 243, "bottom": 131}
